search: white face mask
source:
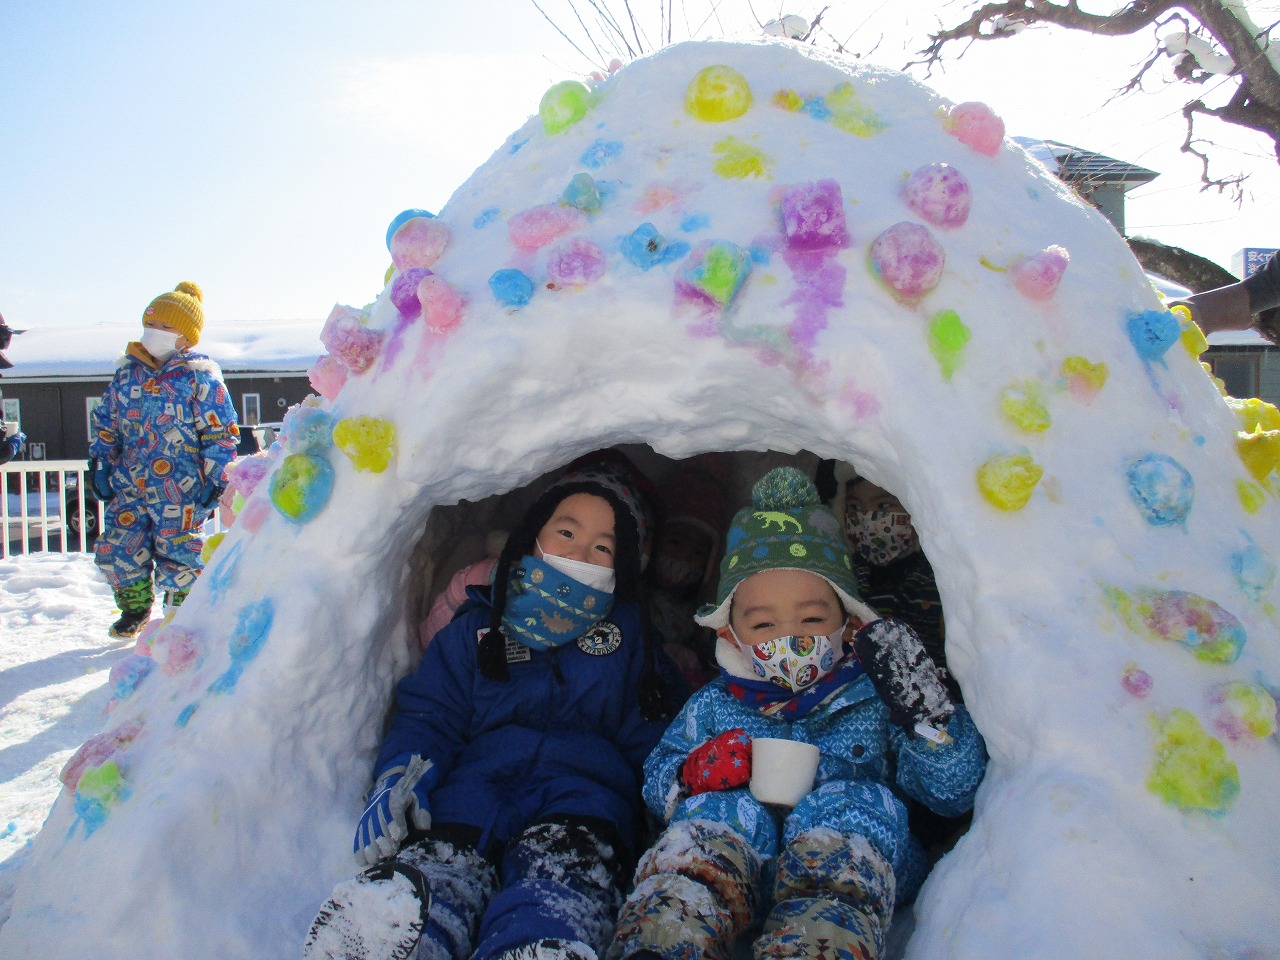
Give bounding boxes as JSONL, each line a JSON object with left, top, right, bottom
{"left": 140, "top": 328, "right": 180, "bottom": 361}
{"left": 733, "top": 624, "right": 845, "bottom": 693}
{"left": 536, "top": 540, "right": 616, "bottom": 594}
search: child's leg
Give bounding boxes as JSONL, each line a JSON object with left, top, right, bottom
{"left": 609, "top": 791, "right": 778, "bottom": 960}
{"left": 94, "top": 497, "right": 156, "bottom": 595}
{"left": 150, "top": 501, "right": 203, "bottom": 599}
{"left": 472, "top": 817, "right": 623, "bottom": 960}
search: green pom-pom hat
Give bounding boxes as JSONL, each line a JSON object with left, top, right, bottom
{"left": 696, "top": 466, "right": 876, "bottom": 629}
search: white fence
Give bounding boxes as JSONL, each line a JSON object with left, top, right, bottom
{"left": 1, "top": 459, "right": 225, "bottom": 559}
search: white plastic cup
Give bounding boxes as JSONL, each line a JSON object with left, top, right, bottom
{"left": 749, "top": 738, "right": 820, "bottom": 807}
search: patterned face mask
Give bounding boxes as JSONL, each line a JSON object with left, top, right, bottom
{"left": 847, "top": 508, "right": 919, "bottom": 567}
{"left": 734, "top": 627, "right": 843, "bottom": 693}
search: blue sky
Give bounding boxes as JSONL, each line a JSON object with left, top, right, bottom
{"left": 3, "top": 0, "right": 1277, "bottom": 330}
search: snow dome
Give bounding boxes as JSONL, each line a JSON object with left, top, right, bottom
{"left": 4, "top": 38, "right": 1278, "bottom": 960}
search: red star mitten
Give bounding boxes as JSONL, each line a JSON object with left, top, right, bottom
{"left": 681, "top": 728, "right": 753, "bottom": 795}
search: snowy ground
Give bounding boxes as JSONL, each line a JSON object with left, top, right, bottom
{"left": 0, "top": 553, "right": 120, "bottom": 927}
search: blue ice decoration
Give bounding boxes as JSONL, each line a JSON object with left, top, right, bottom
{"left": 176, "top": 703, "right": 198, "bottom": 727}
{"left": 1232, "top": 533, "right": 1276, "bottom": 601}
{"left": 681, "top": 213, "right": 711, "bottom": 232}
{"left": 622, "top": 223, "right": 691, "bottom": 271}
{"left": 208, "top": 598, "right": 275, "bottom": 696}
{"left": 489, "top": 269, "right": 535, "bottom": 308}
{"left": 1126, "top": 309, "right": 1181, "bottom": 364}
{"left": 385, "top": 209, "right": 435, "bottom": 251}
{"left": 580, "top": 139, "right": 623, "bottom": 169}
{"left": 1126, "top": 453, "right": 1194, "bottom": 526}
{"left": 473, "top": 207, "right": 499, "bottom": 229}
{"left": 109, "top": 654, "right": 155, "bottom": 702}
{"left": 207, "top": 539, "right": 243, "bottom": 602}
{"left": 284, "top": 406, "right": 335, "bottom": 454}
{"left": 561, "top": 173, "right": 601, "bottom": 213}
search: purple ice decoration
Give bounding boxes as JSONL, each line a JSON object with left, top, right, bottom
{"left": 547, "top": 238, "right": 607, "bottom": 287}
{"left": 1126, "top": 453, "right": 1194, "bottom": 526}
{"left": 781, "top": 180, "right": 849, "bottom": 250}
{"left": 869, "top": 222, "right": 945, "bottom": 300}
{"left": 390, "top": 267, "right": 434, "bottom": 318}
{"left": 1127, "top": 309, "right": 1181, "bottom": 364}
{"left": 622, "top": 223, "right": 690, "bottom": 271}
{"left": 902, "top": 163, "right": 972, "bottom": 229}
{"left": 320, "top": 305, "right": 384, "bottom": 374}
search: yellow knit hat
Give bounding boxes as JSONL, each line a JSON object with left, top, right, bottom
{"left": 143, "top": 281, "right": 205, "bottom": 345}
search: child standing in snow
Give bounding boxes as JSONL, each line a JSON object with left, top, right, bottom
{"left": 608, "top": 467, "right": 986, "bottom": 960}
{"left": 305, "top": 459, "right": 671, "bottom": 960}
{"left": 87, "top": 282, "right": 239, "bottom": 639}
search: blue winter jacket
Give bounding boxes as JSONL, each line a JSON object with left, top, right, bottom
{"left": 375, "top": 589, "right": 669, "bottom": 855}
{"left": 644, "top": 662, "right": 986, "bottom": 827}
{"left": 89, "top": 345, "right": 239, "bottom": 502}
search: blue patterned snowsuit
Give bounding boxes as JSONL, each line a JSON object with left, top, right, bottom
{"left": 89, "top": 345, "right": 238, "bottom": 593}
{"left": 610, "top": 651, "right": 986, "bottom": 960}
{"left": 372, "top": 589, "right": 669, "bottom": 960}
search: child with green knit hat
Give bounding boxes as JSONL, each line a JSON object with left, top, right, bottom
{"left": 609, "top": 466, "right": 987, "bottom": 960}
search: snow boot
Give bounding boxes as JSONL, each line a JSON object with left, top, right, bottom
{"left": 109, "top": 582, "right": 154, "bottom": 640}
{"left": 491, "top": 939, "right": 598, "bottom": 960}
{"left": 162, "top": 589, "right": 189, "bottom": 613}
{"left": 304, "top": 859, "right": 432, "bottom": 960}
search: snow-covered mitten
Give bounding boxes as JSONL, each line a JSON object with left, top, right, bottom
{"left": 853, "top": 619, "right": 954, "bottom": 734}
{"left": 681, "top": 729, "right": 752, "bottom": 795}
{"left": 304, "top": 858, "right": 432, "bottom": 960}
{"left": 354, "top": 754, "right": 435, "bottom": 866}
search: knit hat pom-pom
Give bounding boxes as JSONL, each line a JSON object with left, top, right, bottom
{"left": 751, "top": 466, "right": 819, "bottom": 511}
{"left": 174, "top": 281, "right": 203, "bottom": 302}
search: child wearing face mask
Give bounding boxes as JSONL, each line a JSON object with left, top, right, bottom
{"left": 607, "top": 467, "right": 986, "bottom": 960}
{"left": 305, "top": 460, "right": 672, "bottom": 960}
{"left": 87, "top": 282, "right": 239, "bottom": 639}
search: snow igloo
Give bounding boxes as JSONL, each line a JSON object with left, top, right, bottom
{"left": 5, "top": 38, "right": 1279, "bottom": 960}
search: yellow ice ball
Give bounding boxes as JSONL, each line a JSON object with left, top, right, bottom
{"left": 685, "top": 65, "right": 752, "bottom": 122}
{"left": 977, "top": 452, "right": 1043, "bottom": 511}
{"left": 200, "top": 531, "right": 226, "bottom": 564}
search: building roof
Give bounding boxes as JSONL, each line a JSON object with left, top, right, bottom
{"left": 1015, "top": 137, "right": 1159, "bottom": 189}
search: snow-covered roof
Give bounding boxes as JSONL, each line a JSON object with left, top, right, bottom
{"left": 1, "top": 318, "right": 324, "bottom": 380}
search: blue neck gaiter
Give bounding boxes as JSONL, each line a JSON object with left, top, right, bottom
{"left": 501, "top": 554, "right": 616, "bottom": 651}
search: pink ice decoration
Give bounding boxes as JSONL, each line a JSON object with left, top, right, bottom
{"left": 59, "top": 720, "right": 143, "bottom": 791}
{"left": 1011, "top": 245, "right": 1070, "bottom": 300}
{"left": 547, "top": 238, "right": 607, "bottom": 287}
{"left": 390, "top": 217, "right": 450, "bottom": 270}
{"left": 1122, "top": 665, "right": 1153, "bottom": 698}
{"left": 320, "top": 305, "right": 384, "bottom": 374}
{"left": 236, "top": 497, "right": 271, "bottom": 534}
{"left": 944, "top": 102, "right": 1005, "bottom": 156}
{"left": 869, "top": 221, "right": 945, "bottom": 300}
{"left": 781, "top": 179, "right": 849, "bottom": 251}
{"left": 418, "top": 275, "right": 467, "bottom": 333}
{"left": 153, "top": 627, "right": 200, "bottom": 676}
{"left": 308, "top": 355, "right": 349, "bottom": 401}
{"left": 902, "top": 163, "right": 972, "bottom": 229}
{"left": 224, "top": 454, "right": 271, "bottom": 500}
{"left": 507, "top": 204, "right": 589, "bottom": 252}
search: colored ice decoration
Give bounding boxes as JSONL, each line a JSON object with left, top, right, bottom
{"left": 269, "top": 453, "right": 335, "bottom": 524}
{"left": 685, "top": 65, "right": 752, "bottom": 122}
{"left": 776, "top": 84, "right": 884, "bottom": 137}
{"left": 1147, "top": 708, "right": 1239, "bottom": 814}
{"left": 384, "top": 209, "right": 434, "bottom": 251}
{"left": 977, "top": 452, "right": 1043, "bottom": 511}
{"left": 1230, "top": 396, "right": 1280, "bottom": 433}
{"left": 507, "top": 204, "right": 589, "bottom": 252}
{"left": 928, "top": 310, "right": 970, "bottom": 380}
{"left": 1236, "top": 479, "right": 1267, "bottom": 514}
{"left": 1171, "top": 304, "right": 1209, "bottom": 357}
{"left": 73, "top": 760, "right": 128, "bottom": 837}
{"left": 199, "top": 532, "right": 225, "bottom": 564}
{"left": 580, "top": 139, "right": 623, "bottom": 169}
{"left": 621, "top": 223, "right": 690, "bottom": 271}
{"left": 1126, "top": 309, "right": 1181, "bottom": 364}
{"left": 1000, "top": 380, "right": 1051, "bottom": 433}
{"left": 1121, "top": 663, "right": 1153, "bottom": 698}
{"left": 562, "top": 173, "right": 602, "bottom": 213}
{"left": 320, "top": 305, "right": 384, "bottom": 374}
{"left": 390, "top": 267, "right": 434, "bottom": 318}
{"left": 943, "top": 101, "right": 1005, "bottom": 155}
{"left": 540, "top": 80, "right": 592, "bottom": 134}
{"left": 1235, "top": 429, "right": 1280, "bottom": 485}
{"left": 60, "top": 721, "right": 143, "bottom": 792}
{"left": 547, "top": 238, "right": 607, "bottom": 288}
{"left": 417, "top": 275, "right": 466, "bottom": 334}
{"left": 209, "top": 599, "right": 274, "bottom": 696}
{"left": 489, "top": 268, "right": 535, "bottom": 307}
{"left": 108, "top": 654, "right": 155, "bottom": 703}
{"left": 870, "top": 222, "right": 945, "bottom": 301}
{"left": 902, "top": 163, "right": 972, "bottom": 229}
{"left": 677, "top": 240, "right": 753, "bottom": 310}
{"left": 1010, "top": 245, "right": 1069, "bottom": 300}
{"left": 781, "top": 180, "right": 848, "bottom": 250}
{"left": 308, "top": 355, "right": 348, "bottom": 401}
{"left": 282, "top": 405, "right": 336, "bottom": 455}
{"left": 1061, "top": 356, "right": 1107, "bottom": 401}
{"left": 1107, "top": 587, "right": 1246, "bottom": 664}
{"left": 388, "top": 214, "right": 449, "bottom": 271}
{"left": 1231, "top": 536, "right": 1276, "bottom": 601}
{"left": 151, "top": 626, "right": 200, "bottom": 676}
{"left": 1210, "top": 682, "right": 1278, "bottom": 742}
{"left": 206, "top": 539, "right": 242, "bottom": 601}
{"left": 333, "top": 416, "right": 397, "bottom": 473}
{"left": 1126, "top": 454, "right": 1194, "bottom": 527}
{"left": 712, "top": 136, "right": 770, "bottom": 179}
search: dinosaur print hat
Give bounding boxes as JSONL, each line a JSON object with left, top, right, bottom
{"left": 696, "top": 466, "right": 876, "bottom": 629}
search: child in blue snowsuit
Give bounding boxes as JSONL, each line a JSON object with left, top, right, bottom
{"left": 88, "top": 281, "right": 238, "bottom": 638}
{"left": 305, "top": 460, "right": 671, "bottom": 960}
{"left": 609, "top": 467, "right": 987, "bottom": 960}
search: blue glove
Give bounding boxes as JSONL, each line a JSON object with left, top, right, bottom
{"left": 354, "top": 754, "right": 434, "bottom": 867}
{"left": 87, "top": 458, "right": 115, "bottom": 502}
{"left": 199, "top": 480, "right": 225, "bottom": 510}
{"left": 2, "top": 431, "right": 23, "bottom": 458}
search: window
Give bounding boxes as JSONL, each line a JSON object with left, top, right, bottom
{"left": 1208, "top": 353, "right": 1260, "bottom": 399}
{"left": 1, "top": 396, "right": 18, "bottom": 428}
{"left": 85, "top": 397, "right": 103, "bottom": 442}
{"left": 242, "top": 393, "right": 261, "bottom": 427}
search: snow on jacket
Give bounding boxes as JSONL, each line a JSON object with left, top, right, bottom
{"left": 643, "top": 663, "right": 986, "bottom": 828}
{"left": 375, "top": 588, "right": 669, "bottom": 856}
{"left": 89, "top": 344, "right": 239, "bottom": 502}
